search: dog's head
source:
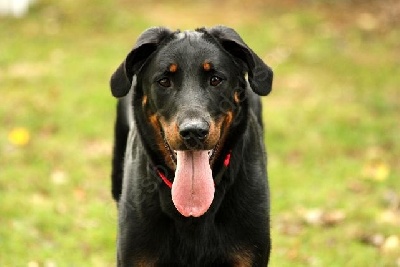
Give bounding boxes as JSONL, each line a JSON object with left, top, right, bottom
{"left": 110, "top": 26, "right": 273, "bottom": 217}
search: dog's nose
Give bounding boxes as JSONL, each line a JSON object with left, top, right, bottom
{"left": 179, "top": 120, "right": 209, "bottom": 142}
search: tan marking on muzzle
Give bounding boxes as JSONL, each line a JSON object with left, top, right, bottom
{"left": 234, "top": 91, "right": 240, "bottom": 104}
{"left": 148, "top": 114, "right": 175, "bottom": 170}
{"left": 142, "top": 95, "right": 148, "bottom": 107}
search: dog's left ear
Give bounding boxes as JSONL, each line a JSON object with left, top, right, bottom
{"left": 110, "top": 27, "right": 173, "bottom": 97}
{"left": 205, "top": 26, "right": 273, "bottom": 96}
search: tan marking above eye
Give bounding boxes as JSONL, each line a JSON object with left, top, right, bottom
{"left": 203, "top": 61, "right": 212, "bottom": 71}
{"left": 169, "top": 63, "right": 178, "bottom": 73}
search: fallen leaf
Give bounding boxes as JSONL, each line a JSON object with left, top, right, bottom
{"left": 383, "top": 190, "right": 400, "bottom": 210}
{"left": 8, "top": 127, "right": 30, "bottom": 147}
{"left": 356, "top": 13, "right": 379, "bottom": 31}
{"left": 287, "top": 248, "right": 300, "bottom": 261}
{"left": 381, "top": 235, "right": 400, "bottom": 254}
{"left": 377, "top": 210, "right": 400, "bottom": 226}
{"left": 300, "top": 208, "right": 346, "bottom": 227}
{"left": 362, "top": 147, "right": 391, "bottom": 181}
{"left": 359, "top": 233, "right": 385, "bottom": 248}
{"left": 8, "top": 62, "right": 49, "bottom": 78}
{"left": 276, "top": 214, "right": 303, "bottom": 236}
{"left": 50, "top": 170, "right": 68, "bottom": 185}
{"left": 44, "top": 260, "right": 57, "bottom": 267}
{"left": 27, "top": 261, "right": 39, "bottom": 267}
{"left": 362, "top": 160, "right": 390, "bottom": 181}
{"left": 347, "top": 180, "right": 369, "bottom": 194}
{"left": 85, "top": 140, "right": 112, "bottom": 158}
{"left": 74, "top": 188, "right": 86, "bottom": 202}
{"left": 31, "top": 193, "right": 49, "bottom": 206}
{"left": 302, "top": 208, "right": 323, "bottom": 226}
{"left": 322, "top": 210, "right": 346, "bottom": 226}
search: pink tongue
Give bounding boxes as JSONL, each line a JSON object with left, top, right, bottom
{"left": 171, "top": 151, "right": 215, "bottom": 217}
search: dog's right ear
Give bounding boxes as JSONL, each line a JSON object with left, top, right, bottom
{"left": 110, "top": 27, "right": 173, "bottom": 98}
{"left": 205, "top": 26, "right": 273, "bottom": 96}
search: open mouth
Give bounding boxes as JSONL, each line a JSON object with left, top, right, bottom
{"left": 162, "top": 135, "right": 219, "bottom": 168}
{"left": 161, "top": 131, "right": 219, "bottom": 218}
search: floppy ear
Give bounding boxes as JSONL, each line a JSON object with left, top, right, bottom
{"left": 110, "top": 27, "right": 173, "bottom": 97}
{"left": 205, "top": 25, "right": 273, "bottom": 96}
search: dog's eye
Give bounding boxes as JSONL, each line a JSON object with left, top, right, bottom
{"left": 210, "top": 76, "right": 223, "bottom": 87}
{"left": 158, "top": 78, "right": 171, "bottom": 88}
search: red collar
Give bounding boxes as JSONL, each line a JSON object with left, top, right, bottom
{"left": 156, "top": 151, "right": 232, "bottom": 189}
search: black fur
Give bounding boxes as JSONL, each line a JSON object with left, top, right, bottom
{"left": 110, "top": 26, "right": 273, "bottom": 266}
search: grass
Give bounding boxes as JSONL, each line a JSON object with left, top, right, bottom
{"left": 0, "top": 0, "right": 399, "bottom": 266}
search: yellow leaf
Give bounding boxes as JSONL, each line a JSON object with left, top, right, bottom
{"left": 381, "top": 235, "right": 400, "bottom": 254}
{"left": 375, "top": 162, "right": 390, "bottom": 181}
{"left": 362, "top": 161, "right": 390, "bottom": 181}
{"left": 8, "top": 127, "right": 31, "bottom": 147}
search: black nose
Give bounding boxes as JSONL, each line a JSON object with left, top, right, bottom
{"left": 179, "top": 120, "right": 209, "bottom": 142}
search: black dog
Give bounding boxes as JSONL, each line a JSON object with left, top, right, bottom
{"left": 110, "top": 26, "right": 273, "bottom": 267}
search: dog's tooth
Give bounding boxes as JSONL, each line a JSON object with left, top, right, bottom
{"left": 208, "top": 149, "right": 214, "bottom": 159}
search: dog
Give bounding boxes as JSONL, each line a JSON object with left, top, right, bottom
{"left": 110, "top": 26, "right": 273, "bottom": 267}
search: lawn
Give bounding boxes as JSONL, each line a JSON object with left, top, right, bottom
{"left": 0, "top": 0, "right": 399, "bottom": 266}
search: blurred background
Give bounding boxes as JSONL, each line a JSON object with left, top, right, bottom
{"left": 0, "top": 0, "right": 399, "bottom": 266}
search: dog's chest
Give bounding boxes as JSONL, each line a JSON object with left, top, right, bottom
{"left": 132, "top": 220, "right": 254, "bottom": 267}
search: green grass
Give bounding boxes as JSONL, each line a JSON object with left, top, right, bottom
{"left": 1, "top": 0, "right": 399, "bottom": 266}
